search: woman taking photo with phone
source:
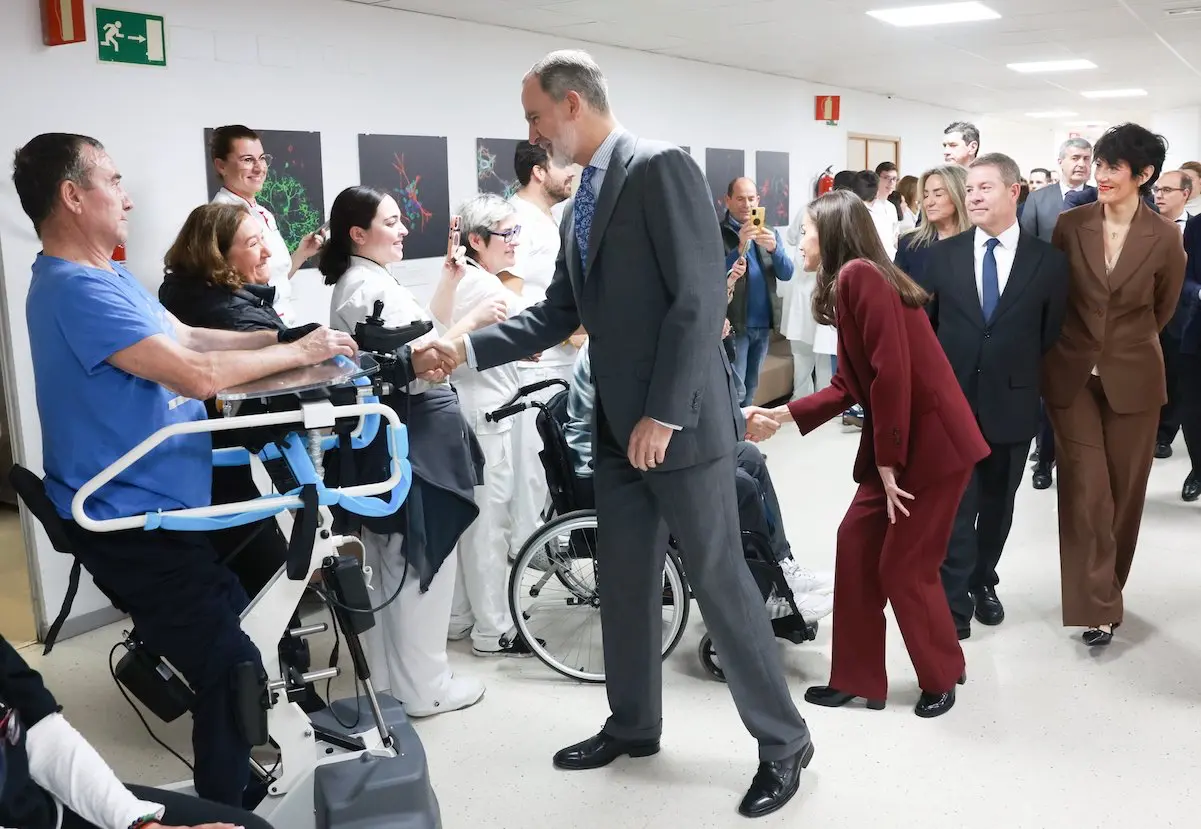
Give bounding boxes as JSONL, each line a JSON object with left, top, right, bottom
{"left": 769, "top": 189, "right": 988, "bottom": 718}
{"left": 321, "top": 185, "right": 503, "bottom": 718}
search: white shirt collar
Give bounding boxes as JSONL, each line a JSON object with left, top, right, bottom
{"left": 587, "top": 126, "right": 625, "bottom": 172}
{"left": 975, "top": 221, "right": 1020, "bottom": 250}
{"left": 349, "top": 255, "right": 393, "bottom": 279}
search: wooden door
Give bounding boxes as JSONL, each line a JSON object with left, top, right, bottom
{"left": 847, "top": 134, "right": 901, "bottom": 172}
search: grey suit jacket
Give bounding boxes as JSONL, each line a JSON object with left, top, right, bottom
{"left": 1019, "top": 183, "right": 1066, "bottom": 242}
{"left": 469, "top": 131, "right": 742, "bottom": 472}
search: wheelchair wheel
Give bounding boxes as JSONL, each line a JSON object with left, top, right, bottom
{"left": 698, "top": 633, "right": 725, "bottom": 682}
{"left": 508, "top": 509, "right": 690, "bottom": 683}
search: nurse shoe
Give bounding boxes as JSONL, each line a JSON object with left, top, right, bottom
{"left": 403, "top": 675, "right": 486, "bottom": 718}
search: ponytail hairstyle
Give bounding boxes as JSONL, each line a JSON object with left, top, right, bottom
{"left": 809, "top": 189, "right": 929, "bottom": 326}
{"left": 319, "top": 185, "right": 388, "bottom": 285}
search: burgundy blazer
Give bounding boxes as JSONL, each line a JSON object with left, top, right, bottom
{"left": 788, "top": 260, "right": 989, "bottom": 492}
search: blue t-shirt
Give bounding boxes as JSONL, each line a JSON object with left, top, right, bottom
{"left": 26, "top": 255, "right": 211, "bottom": 521}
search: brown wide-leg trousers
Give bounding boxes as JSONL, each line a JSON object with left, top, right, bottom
{"left": 1048, "top": 377, "right": 1158, "bottom": 627}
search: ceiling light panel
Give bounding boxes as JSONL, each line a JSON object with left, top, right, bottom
{"left": 866, "top": 2, "right": 1000, "bottom": 27}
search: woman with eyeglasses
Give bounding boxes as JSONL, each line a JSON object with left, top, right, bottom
{"left": 0, "top": 634, "right": 272, "bottom": 829}
{"left": 436, "top": 194, "right": 537, "bottom": 658}
{"left": 322, "top": 185, "right": 505, "bottom": 718}
{"left": 209, "top": 125, "right": 324, "bottom": 326}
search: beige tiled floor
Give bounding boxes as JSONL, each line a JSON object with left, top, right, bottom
{"left": 18, "top": 422, "right": 1201, "bottom": 828}
{"left": 0, "top": 505, "right": 37, "bottom": 644}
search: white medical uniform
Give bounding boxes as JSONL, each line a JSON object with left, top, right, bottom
{"left": 212, "top": 187, "right": 297, "bottom": 326}
{"left": 329, "top": 256, "right": 466, "bottom": 713}
{"left": 782, "top": 207, "right": 820, "bottom": 399}
{"left": 447, "top": 258, "right": 532, "bottom": 652}
{"left": 505, "top": 194, "right": 578, "bottom": 558}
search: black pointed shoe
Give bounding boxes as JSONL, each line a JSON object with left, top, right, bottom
{"left": 1183, "top": 473, "right": 1200, "bottom": 503}
{"left": 804, "top": 685, "right": 885, "bottom": 710}
{"left": 915, "top": 673, "right": 965, "bottom": 718}
{"left": 1032, "top": 467, "right": 1052, "bottom": 490}
{"left": 972, "top": 585, "right": 1005, "bottom": 626}
{"left": 552, "top": 731, "right": 660, "bottom": 770}
{"left": 737, "top": 742, "right": 814, "bottom": 818}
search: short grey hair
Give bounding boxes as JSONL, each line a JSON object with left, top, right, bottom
{"left": 970, "top": 152, "right": 1022, "bottom": 187}
{"left": 457, "top": 194, "right": 517, "bottom": 261}
{"left": 527, "top": 49, "right": 610, "bottom": 113}
{"left": 1166, "top": 169, "right": 1194, "bottom": 196}
{"left": 1058, "top": 137, "right": 1092, "bottom": 160}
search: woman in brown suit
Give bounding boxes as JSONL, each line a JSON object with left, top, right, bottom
{"left": 1045, "top": 123, "right": 1186, "bottom": 646}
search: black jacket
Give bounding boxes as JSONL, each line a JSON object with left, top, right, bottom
{"left": 917, "top": 228, "right": 1069, "bottom": 444}
{"left": 719, "top": 211, "right": 788, "bottom": 331}
{"left": 0, "top": 636, "right": 61, "bottom": 829}
{"left": 158, "top": 271, "right": 285, "bottom": 334}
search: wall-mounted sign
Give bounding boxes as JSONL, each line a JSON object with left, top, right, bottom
{"left": 42, "top": 0, "right": 87, "bottom": 46}
{"left": 95, "top": 7, "right": 166, "bottom": 67}
{"left": 816, "top": 95, "right": 841, "bottom": 125}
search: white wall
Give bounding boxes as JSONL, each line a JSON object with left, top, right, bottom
{"left": 977, "top": 117, "right": 1059, "bottom": 177}
{"left": 0, "top": 0, "right": 982, "bottom": 634}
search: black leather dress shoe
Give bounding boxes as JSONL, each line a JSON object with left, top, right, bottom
{"left": 1032, "top": 468, "right": 1052, "bottom": 490}
{"left": 804, "top": 685, "right": 885, "bottom": 710}
{"left": 1183, "top": 473, "right": 1201, "bottom": 503}
{"left": 552, "top": 732, "right": 660, "bottom": 770}
{"left": 1156, "top": 442, "right": 1173, "bottom": 459}
{"left": 956, "top": 623, "right": 971, "bottom": 641}
{"left": 972, "top": 586, "right": 1005, "bottom": 626}
{"left": 737, "top": 742, "right": 814, "bottom": 818}
{"left": 914, "top": 673, "right": 964, "bottom": 718}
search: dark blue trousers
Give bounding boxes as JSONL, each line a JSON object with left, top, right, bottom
{"left": 65, "top": 524, "right": 261, "bottom": 806}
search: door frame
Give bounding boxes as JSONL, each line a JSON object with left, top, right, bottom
{"left": 847, "top": 133, "right": 903, "bottom": 172}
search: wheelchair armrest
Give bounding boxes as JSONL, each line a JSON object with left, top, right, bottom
{"left": 8, "top": 465, "right": 73, "bottom": 554}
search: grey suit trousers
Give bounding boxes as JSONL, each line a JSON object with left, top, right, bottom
{"left": 593, "top": 413, "right": 811, "bottom": 761}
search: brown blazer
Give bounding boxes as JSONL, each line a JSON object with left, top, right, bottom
{"left": 1043, "top": 201, "right": 1186, "bottom": 413}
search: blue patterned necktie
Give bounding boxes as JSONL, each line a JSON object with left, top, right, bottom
{"left": 981, "top": 237, "right": 1000, "bottom": 321}
{"left": 575, "top": 165, "right": 598, "bottom": 270}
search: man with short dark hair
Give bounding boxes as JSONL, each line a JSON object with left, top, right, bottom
{"left": 13, "top": 132, "right": 355, "bottom": 806}
{"left": 1029, "top": 168, "right": 1052, "bottom": 190}
{"left": 943, "top": 121, "right": 980, "bottom": 167}
{"left": 720, "top": 176, "right": 794, "bottom": 405}
{"left": 916, "top": 151, "right": 1068, "bottom": 639}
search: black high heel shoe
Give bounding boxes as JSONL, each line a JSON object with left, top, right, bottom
{"left": 1082, "top": 622, "right": 1120, "bottom": 647}
{"left": 804, "top": 685, "right": 885, "bottom": 710}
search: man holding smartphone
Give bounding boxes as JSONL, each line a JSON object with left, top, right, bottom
{"left": 721, "top": 177, "right": 794, "bottom": 406}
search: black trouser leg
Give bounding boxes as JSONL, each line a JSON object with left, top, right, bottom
{"left": 735, "top": 441, "right": 791, "bottom": 561}
{"left": 970, "top": 442, "right": 1028, "bottom": 591}
{"left": 62, "top": 784, "right": 275, "bottom": 829}
{"left": 1179, "top": 349, "right": 1201, "bottom": 474}
{"left": 941, "top": 469, "right": 980, "bottom": 629}
{"left": 1159, "top": 332, "right": 1183, "bottom": 446}
{"left": 1036, "top": 400, "right": 1056, "bottom": 472}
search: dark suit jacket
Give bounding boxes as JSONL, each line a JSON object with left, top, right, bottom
{"left": 917, "top": 228, "right": 1068, "bottom": 444}
{"left": 1043, "top": 201, "right": 1187, "bottom": 413}
{"left": 469, "top": 131, "right": 741, "bottom": 472}
{"left": 1179, "top": 213, "right": 1201, "bottom": 353}
{"left": 787, "top": 260, "right": 989, "bottom": 492}
{"left": 1020, "top": 183, "right": 1099, "bottom": 242}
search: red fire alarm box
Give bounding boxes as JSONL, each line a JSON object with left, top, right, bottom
{"left": 42, "top": 0, "right": 87, "bottom": 46}
{"left": 815, "top": 95, "right": 841, "bottom": 124}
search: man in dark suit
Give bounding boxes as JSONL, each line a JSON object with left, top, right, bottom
{"left": 919, "top": 152, "right": 1069, "bottom": 638}
{"left": 430, "top": 50, "right": 813, "bottom": 819}
{"left": 1020, "top": 137, "right": 1094, "bottom": 489}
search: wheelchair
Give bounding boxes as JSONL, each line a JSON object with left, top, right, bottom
{"left": 487, "top": 380, "right": 818, "bottom": 685}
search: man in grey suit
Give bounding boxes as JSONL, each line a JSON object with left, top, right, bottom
{"left": 1019, "top": 137, "right": 1093, "bottom": 489}
{"left": 431, "top": 50, "right": 813, "bottom": 819}
{"left": 1019, "top": 137, "right": 1094, "bottom": 242}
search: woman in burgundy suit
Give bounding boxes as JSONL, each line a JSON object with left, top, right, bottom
{"left": 770, "top": 190, "right": 989, "bottom": 717}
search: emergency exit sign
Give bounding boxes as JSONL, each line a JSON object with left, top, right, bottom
{"left": 95, "top": 7, "right": 166, "bottom": 67}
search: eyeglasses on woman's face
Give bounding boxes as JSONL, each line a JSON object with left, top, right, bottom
{"left": 488, "top": 224, "right": 522, "bottom": 244}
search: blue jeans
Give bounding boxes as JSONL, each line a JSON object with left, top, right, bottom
{"left": 734, "top": 327, "right": 772, "bottom": 406}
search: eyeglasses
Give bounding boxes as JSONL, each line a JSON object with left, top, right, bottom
{"left": 487, "top": 225, "right": 522, "bottom": 243}
{"left": 1152, "top": 186, "right": 1185, "bottom": 195}
{"left": 235, "top": 154, "right": 273, "bottom": 169}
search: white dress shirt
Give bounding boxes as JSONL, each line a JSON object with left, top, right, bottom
{"left": 329, "top": 255, "right": 442, "bottom": 394}
{"left": 973, "top": 221, "right": 1020, "bottom": 305}
{"left": 212, "top": 187, "right": 296, "bottom": 325}
{"left": 868, "top": 199, "right": 899, "bottom": 259}
{"left": 507, "top": 193, "right": 574, "bottom": 366}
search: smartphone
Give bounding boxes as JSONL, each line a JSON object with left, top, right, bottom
{"left": 750, "top": 207, "right": 766, "bottom": 228}
{"left": 446, "top": 215, "right": 461, "bottom": 261}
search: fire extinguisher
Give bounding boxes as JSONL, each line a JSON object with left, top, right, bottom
{"left": 814, "top": 166, "right": 835, "bottom": 197}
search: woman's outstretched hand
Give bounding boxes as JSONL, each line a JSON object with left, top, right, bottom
{"left": 877, "top": 465, "right": 914, "bottom": 523}
{"left": 768, "top": 404, "right": 794, "bottom": 425}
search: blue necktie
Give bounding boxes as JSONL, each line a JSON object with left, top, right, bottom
{"left": 981, "top": 237, "right": 1000, "bottom": 322}
{"left": 575, "top": 165, "right": 598, "bottom": 270}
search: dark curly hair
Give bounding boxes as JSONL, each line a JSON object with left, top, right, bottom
{"left": 1092, "top": 123, "right": 1168, "bottom": 197}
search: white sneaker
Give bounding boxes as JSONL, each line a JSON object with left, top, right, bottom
{"left": 403, "top": 675, "right": 486, "bottom": 718}
{"left": 779, "top": 558, "right": 834, "bottom": 597}
{"left": 792, "top": 591, "right": 834, "bottom": 622}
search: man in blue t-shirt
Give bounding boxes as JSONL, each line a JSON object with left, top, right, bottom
{"left": 720, "top": 177, "right": 794, "bottom": 406}
{"left": 12, "top": 133, "right": 355, "bottom": 807}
